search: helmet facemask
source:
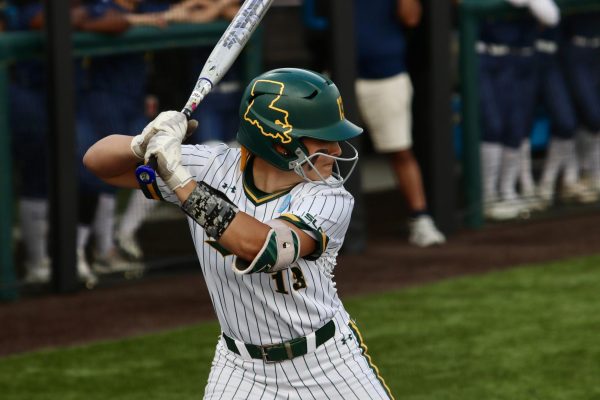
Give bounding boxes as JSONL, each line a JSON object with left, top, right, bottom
{"left": 288, "top": 141, "right": 359, "bottom": 188}
{"left": 236, "top": 68, "right": 364, "bottom": 183}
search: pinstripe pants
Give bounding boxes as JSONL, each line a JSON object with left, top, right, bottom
{"left": 203, "top": 321, "right": 394, "bottom": 400}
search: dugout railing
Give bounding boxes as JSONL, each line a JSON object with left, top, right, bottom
{"left": 0, "top": 23, "right": 263, "bottom": 301}
{"left": 459, "top": 0, "right": 600, "bottom": 228}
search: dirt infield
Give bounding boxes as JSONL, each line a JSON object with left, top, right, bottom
{"left": 2, "top": 205, "right": 600, "bottom": 357}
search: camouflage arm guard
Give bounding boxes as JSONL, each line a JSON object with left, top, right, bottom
{"left": 181, "top": 182, "right": 239, "bottom": 240}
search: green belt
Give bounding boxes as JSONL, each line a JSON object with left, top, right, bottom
{"left": 223, "top": 320, "right": 336, "bottom": 363}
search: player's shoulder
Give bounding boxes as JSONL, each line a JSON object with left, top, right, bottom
{"left": 181, "top": 142, "right": 241, "bottom": 171}
{"left": 182, "top": 142, "right": 239, "bottom": 157}
{"left": 207, "top": 143, "right": 241, "bottom": 163}
{"left": 291, "top": 180, "right": 354, "bottom": 201}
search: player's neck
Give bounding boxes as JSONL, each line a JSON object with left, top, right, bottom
{"left": 252, "top": 157, "right": 302, "bottom": 193}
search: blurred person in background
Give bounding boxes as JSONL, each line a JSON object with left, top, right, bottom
{"left": 354, "top": 0, "right": 445, "bottom": 247}
{"left": 186, "top": 0, "right": 242, "bottom": 147}
{"left": 477, "top": 0, "right": 559, "bottom": 221}
{"left": 3, "top": 1, "right": 54, "bottom": 285}
{"left": 162, "top": 0, "right": 243, "bottom": 147}
{"left": 7, "top": 0, "right": 99, "bottom": 285}
{"left": 561, "top": 11, "right": 600, "bottom": 197}
{"left": 160, "top": 0, "right": 238, "bottom": 23}
{"left": 114, "top": 0, "right": 242, "bottom": 261}
{"left": 530, "top": 24, "right": 598, "bottom": 209}
{"left": 0, "top": 0, "right": 10, "bottom": 30}
{"left": 76, "top": 0, "right": 170, "bottom": 274}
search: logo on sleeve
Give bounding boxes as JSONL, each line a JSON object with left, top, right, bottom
{"left": 337, "top": 96, "right": 345, "bottom": 120}
{"left": 277, "top": 194, "right": 292, "bottom": 213}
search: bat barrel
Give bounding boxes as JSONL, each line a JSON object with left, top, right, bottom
{"left": 133, "top": 0, "right": 273, "bottom": 187}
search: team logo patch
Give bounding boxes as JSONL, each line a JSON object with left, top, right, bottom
{"left": 277, "top": 194, "right": 292, "bottom": 213}
{"left": 243, "top": 79, "right": 293, "bottom": 144}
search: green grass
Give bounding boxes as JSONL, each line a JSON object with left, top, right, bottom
{"left": 2, "top": 255, "right": 600, "bottom": 400}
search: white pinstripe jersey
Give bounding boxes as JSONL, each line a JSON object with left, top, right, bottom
{"left": 156, "top": 143, "right": 355, "bottom": 345}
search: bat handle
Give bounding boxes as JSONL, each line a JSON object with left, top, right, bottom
{"left": 135, "top": 157, "right": 158, "bottom": 185}
{"left": 182, "top": 107, "right": 193, "bottom": 120}
{"left": 134, "top": 108, "right": 194, "bottom": 185}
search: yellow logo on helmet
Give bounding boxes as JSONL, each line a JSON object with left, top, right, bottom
{"left": 244, "top": 80, "right": 293, "bottom": 144}
{"left": 337, "top": 96, "right": 345, "bottom": 120}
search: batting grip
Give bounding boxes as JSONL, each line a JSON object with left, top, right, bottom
{"left": 134, "top": 110, "right": 192, "bottom": 186}
{"left": 134, "top": 80, "right": 212, "bottom": 186}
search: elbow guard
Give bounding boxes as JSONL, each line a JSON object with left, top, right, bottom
{"left": 232, "top": 220, "right": 301, "bottom": 274}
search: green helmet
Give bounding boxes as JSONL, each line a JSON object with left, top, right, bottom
{"left": 236, "top": 68, "right": 363, "bottom": 173}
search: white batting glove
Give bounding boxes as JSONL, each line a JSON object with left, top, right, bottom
{"left": 131, "top": 111, "right": 198, "bottom": 160}
{"left": 528, "top": 0, "right": 560, "bottom": 26}
{"left": 145, "top": 132, "right": 193, "bottom": 191}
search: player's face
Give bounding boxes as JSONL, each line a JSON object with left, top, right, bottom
{"left": 301, "top": 137, "right": 342, "bottom": 180}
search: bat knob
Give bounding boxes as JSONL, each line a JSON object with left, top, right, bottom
{"left": 135, "top": 164, "right": 157, "bottom": 185}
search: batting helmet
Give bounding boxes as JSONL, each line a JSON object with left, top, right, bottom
{"left": 236, "top": 68, "right": 362, "bottom": 184}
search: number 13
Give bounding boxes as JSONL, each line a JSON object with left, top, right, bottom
{"left": 271, "top": 267, "right": 307, "bottom": 294}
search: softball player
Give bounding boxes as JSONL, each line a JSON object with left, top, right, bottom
{"left": 562, "top": 12, "right": 600, "bottom": 194}
{"left": 478, "top": 17, "right": 539, "bottom": 220}
{"left": 478, "top": 0, "right": 560, "bottom": 220}
{"left": 85, "top": 68, "right": 394, "bottom": 399}
{"left": 534, "top": 26, "right": 597, "bottom": 207}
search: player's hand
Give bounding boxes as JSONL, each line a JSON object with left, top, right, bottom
{"left": 145, "top": 132, "right": 193, "bottom": 190}
{"left": 131, "top": 111, "right": 198, "bottom": 160}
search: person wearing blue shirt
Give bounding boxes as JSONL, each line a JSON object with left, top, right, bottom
{"left": 561, "top": 12, "right": 600, "bottom": 196}
{"left": 354, "top": 0, "right": 445, "bottom": 247}
{"left": 146, "top": 0, "right": 241, "bottom": 146}
{"left": 10, "top": 1, "right": 51, "bottom": 285}
{"left": 183, "top": 0, "right": 242, "bottom": 146}
{"left": 8, "top": 0, "right": 99, "bottom": 285}
{"left": 78, "top": 0, "right": 169, "bottom": 273}
{"left": 533, "top": 26, "right": 598, "bottom": 208}
{"left": 477, "top": 17, "right": 540, "bottom": 220}
{"left": 477, "top": 0, "right": 561, "bottom": 220}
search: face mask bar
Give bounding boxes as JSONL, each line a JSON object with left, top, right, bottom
{"left": 289, "top": 141, "right": 359, "bottom": 187}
